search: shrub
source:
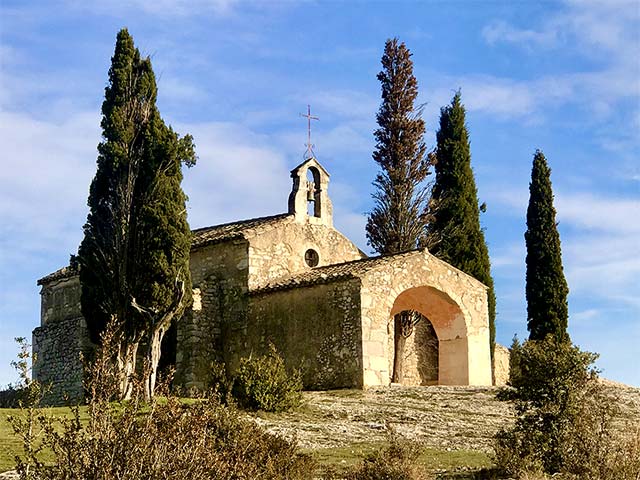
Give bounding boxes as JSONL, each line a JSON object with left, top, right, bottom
{"left": 494, "top": 335, "right": 639, "bottom": 479}
{"left": 345, "top": 437, "right": 429, "bottom": 480}
{"left": 232, "top": 343, "right": 303, "bottom": 412}
{"left": 0, "top": 384, "right": 27, "bottom": 408}
{"left": 8, "top": 324, "right": 315, "bottom": 479}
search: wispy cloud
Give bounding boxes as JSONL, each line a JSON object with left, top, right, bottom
{"left": 482, "top": 21, "right": 559, "bottom": 49}
{"left": 476, "top": 0, "right": 640, "bottom": 122}
{"left": 65, "top": 0, "right": 243, "bottom": 17}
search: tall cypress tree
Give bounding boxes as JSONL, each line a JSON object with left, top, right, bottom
{"left": 78, "top": 28, "right": 195, "bottom": 399}
{"left": 366, "top": 38, "right": 430, "bottom": 383}
{"left": 525, "top": 150, "right": 569, "bottom": 342}
{"left": 366, "top": 38, "right": 430, "bottom": 256}
{"left": 428, "top": 91, "right": 497, "bottom": 362}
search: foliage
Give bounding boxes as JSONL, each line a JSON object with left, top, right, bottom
{"left": 344, "top": 436, "right": 429, "bottom": 480}
{"left": 495, "top": 336, "right": 639, "bottom": 478}
{"left": 366, "top": 37, "right": 431, "bottom": 256}
{"left": 525, "top": 150, "right": 569, "bottom": 342}
{"left": 232, "top": 344, "right": 303, "bottom": 413}
{"left": 427, "top": 91, "right": 496, "bottom": 359}
{"left": 0, "top": 385, "right": 26, "bottom": 409}
{"left": 8, "top": 324, "right": 314, "bottom": 480}
{"left": 77, "top": 28, "right": 196, "bottom": 400}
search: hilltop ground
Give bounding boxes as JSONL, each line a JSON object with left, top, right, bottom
{"left": 2, "top": 383, "right": 639, "bottom": 478}
{"left": 253, "top": 383, "right": 640, "bottom": 474}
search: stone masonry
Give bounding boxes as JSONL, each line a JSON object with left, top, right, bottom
{"left": 34, "top": 157, "right": 499, "bottom": 404}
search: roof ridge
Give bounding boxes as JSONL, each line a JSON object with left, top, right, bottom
{"left": 191, "top": 212, "right": 291, "bottom": 234}
{"left": 251, "top": 249, "right": 426, "bottom": 295}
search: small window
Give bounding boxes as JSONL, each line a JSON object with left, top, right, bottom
{"left": 304, "top": 249, "right": 319, "bottom": 267}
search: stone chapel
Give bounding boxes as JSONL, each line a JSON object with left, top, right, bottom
{"left": 33, "top": 157, "right": 494, "bottom": 404}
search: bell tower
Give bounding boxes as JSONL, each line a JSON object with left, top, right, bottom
{"left": 288, "top": 158, "right": 333, "bottom": 227}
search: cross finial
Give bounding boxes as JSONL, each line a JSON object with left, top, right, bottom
{"left": 299, "top": 105, "right": 319, "bottom": 159}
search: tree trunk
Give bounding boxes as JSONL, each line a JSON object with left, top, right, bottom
{"left": 144, "top": 326, "right": 166, "bottom": 401}
{"left": 116, "top": 340, "right": 139, "bottom": 400}
{"left": 392, "top": 315, "right": 406, "bottom": 383}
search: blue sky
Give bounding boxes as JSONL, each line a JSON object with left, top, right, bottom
{"left": 1, "top": 0, "right": 638, "bottom": 387}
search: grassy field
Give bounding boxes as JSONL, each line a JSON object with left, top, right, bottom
{"left": 0, "top": 406, "right": 90, "bottom": 472}
{"left": 0, "top": 404, "right": 492, "bottom": 476}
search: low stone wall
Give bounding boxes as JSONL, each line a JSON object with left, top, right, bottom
{"left": 32, "top": 316, "right": 92, "bottom": 405}
{"left": 493, "top": 343, "right": 510, "bottom": 386}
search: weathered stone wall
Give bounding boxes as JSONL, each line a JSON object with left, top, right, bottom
{"left": 175, "top": 240, "right": 249, "bottom": 391}
{"left": 359, "top": 250, "right": 492, "bottom": 387}
{"left": 246, "top": 219, "right": 364, "bottom": 289}
{"left": 398, "top": 318, "right": 439, "bottom": 386}
{"left": 246, "top": 279, "right": 363, "bottom": 389}
{"left": 493, "top": 343, "right": 510, "bottom": 386}
{"left": 33, "top": 276, "right": 92, "bottom": 405}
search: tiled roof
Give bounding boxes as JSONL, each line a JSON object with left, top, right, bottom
{"left": 251, "top": 250, "right": 423, "bottom": 295}
{"left": 37, "top": 266, "right": 78, "bottom": 285}
{"left": 39, "top": 214, "right": 293, "bottom": 285}
{"left": 191, "top": 213, "right": 292, "bottom": 248}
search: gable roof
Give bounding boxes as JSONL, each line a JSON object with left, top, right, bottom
{"left": 251, "top": 250, "right": 422, "bottom": 294}
{"left": 290, "top": 157, "right": 330, "bottom": 177}
{"left": 37, "top": 266, "right": 78, "bottom": 285}
{"left": 191, "top": 213, "right": 292, "bottom": 248}
{"left": 38, "top": 214, "right": 293, "bottom": 285}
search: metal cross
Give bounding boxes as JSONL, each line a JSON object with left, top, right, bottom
{"left": 299, "top": 105, "right": 319, "bottom": 159}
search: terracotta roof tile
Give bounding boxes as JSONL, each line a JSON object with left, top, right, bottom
{"left": 251, "top": 250, "right": 422, "bottom": 294}
{"left": 191, "top": 213, "right": 291, "bottom": 248}
{"left": 39, "top": 214, "right": 293, "bottom": 285}
{"left": 37, "top": 266, "right": 78, "bottom": 285}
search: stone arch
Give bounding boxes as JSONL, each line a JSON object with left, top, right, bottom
{"left": 390, "top": 286, "right": 468, "bottom": 385}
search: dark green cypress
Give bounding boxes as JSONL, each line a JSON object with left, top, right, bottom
{"left": 525, "top": 150, "right": 569, "bottom": 342}
{"left": 366, "top": 38, "right": 430, "bottom": 255}
{"left": 78, "top": 28, "right": 195, "bottom": 399}
{"left": 428, "top": 91, "right": 497, "bottom": 360}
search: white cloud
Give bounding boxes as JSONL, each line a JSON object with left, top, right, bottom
{"left": 178, "top": 121, "right": 292, "bottom": 228}
{"left": 65, "top": 0, "right": 242, "bottom": 17}
{"left": 555, "top": 193, "right": 640, "bottom": 234}
{"left": 477, "top": 1, "right": 640, "bottom": 121}
{"left": 482, "top": 21, "right": 559, "bottom": 49}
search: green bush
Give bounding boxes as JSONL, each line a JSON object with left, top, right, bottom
{"left": 0, "top": 384, "right": 27, "bottom": 408}
{"left": 344, "top": 438, "right": 429, "bottom": 480}
{"left": 8, "top": 324, "right": 315, "bottom": 479}
{"left": 494, "top": 335, "right": 639, "bottom": 479}
{"left": 232, "top": 343, "right": 303, "bottom": 412}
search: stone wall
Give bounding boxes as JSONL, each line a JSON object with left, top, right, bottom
{"left": 246, "top": 219, "right": 364, "bottom": 289}
{"left": 493, "top": 343, "right": 510, "bottom": 386}
{"left": 246, "top": 279, "right": 363, "bottom": 389}
{"left": 397, "top": 317, "right": 439, "bottom": 386}
{"left": 33, "top": 275, "right": 92, "bottom": 405}
{"left": 175, "top": 240, "right": 249, "bottom": 391}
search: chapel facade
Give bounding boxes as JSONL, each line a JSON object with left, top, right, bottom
{"left": 33, "top": 158, "right": 494, "bottom": 404}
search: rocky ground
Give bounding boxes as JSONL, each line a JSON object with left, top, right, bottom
{"left": 2, "top": 383, "right": 638, "bottom": 478}
{"left": 254, "top": 382, "right": 640, "bottom": 453}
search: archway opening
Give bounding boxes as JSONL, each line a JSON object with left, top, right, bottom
{"left": 306, "top": 167, "right": 321, "bottom": 217}
{"left": 389, "top": 286, "right": 468, "bottom": 386}
{"left": 391, "top": 311, "right": 438, "bottom": 385}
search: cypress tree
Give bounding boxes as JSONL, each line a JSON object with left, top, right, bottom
{"left": 366, "top": 38, "right": 431, "bottom": 383}
{"left": 525, "top": 150, "right": 569, "bottom": 342}
{"left": 428, "top": 91, "right": 497, "bottom": 362}
{"left": 78, "top": 28, "right": 195, "bottom": 399}
{"left": 366, "top": 37, "right": 430, "bottom": 256}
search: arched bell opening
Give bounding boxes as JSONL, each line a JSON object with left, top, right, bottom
{"left": 306, "top": 166, "right": 321, "bottom": 218}
{"left": 389, "top": 286, "right": 468, "bottom": 385}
